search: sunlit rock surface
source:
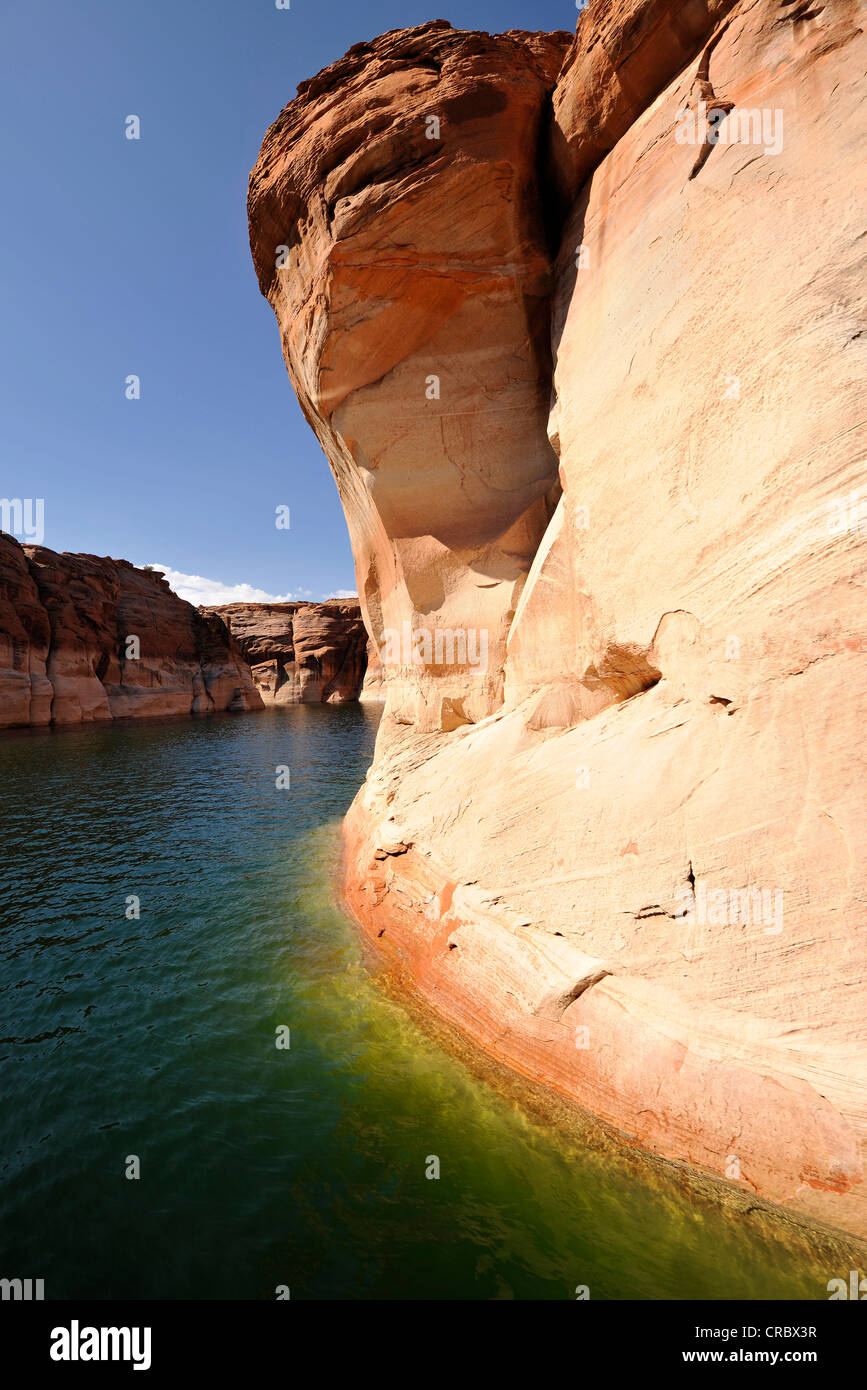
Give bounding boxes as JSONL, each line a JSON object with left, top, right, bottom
{"left": 205, "top": 599, "right": 371, "bottom": 704}
{"left": 0, "top": 536, "right": 262, "bottom": 726}
{"left": 249, "top": 4, "right": 867, "bottom": 1236}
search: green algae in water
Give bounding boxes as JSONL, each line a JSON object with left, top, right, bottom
{"left": 0, "top": 706, "right": 860, "bottom": 1299}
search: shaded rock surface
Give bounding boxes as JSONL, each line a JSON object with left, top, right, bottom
{"left": 0, "top": 535, "right": 262, "bottom": 727}
{"left": 204, "top": 599, "right": 376, "bottom": 703}
{"left": 249, "top": 5, "right": 867, "bottom": 1237}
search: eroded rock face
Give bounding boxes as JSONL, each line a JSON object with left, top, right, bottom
{"left": 250, "top": 6, "right": 867, "bottom": 1237}
{"left": 0, "top": 535, "right": 262, "bottom": 727}
{"left": 359, "top": 636, "right": 385, "bottom": 703}
{"left": 547, "top": 0, "right": 741, "bottom": 208}
{"left": 205, "top": 599, "right": 372, "bottom": 703}
{"left": 248, "top": 19, "right": 569, "bottom": 731}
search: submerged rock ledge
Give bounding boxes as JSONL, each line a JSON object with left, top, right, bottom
{"left": 248, "top": 3, "right": 867, "bottom": 1236}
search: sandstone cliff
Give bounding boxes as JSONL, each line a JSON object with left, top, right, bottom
{"left": 249, "top": 4, "right": 867, "bottom": 1238}
{"left": 0, "top": 534, "right": 262, "bottom": 727}
{"left": 205, "top": 599, "right": 375, "bottom": 703}
{"left": 248, "top": 19, "right": 569, "bottom": 729}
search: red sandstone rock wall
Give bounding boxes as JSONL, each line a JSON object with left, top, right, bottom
{"left": 249, "top": 7, "right": 867, "bottom": 1237}
{"left": 0, "top": 534, "right": 262, "bottom": 728}
{"left": 205, "top": 599, "right": 373, "bottom": 703}
{"left": 248, "top": 20, "right": 568, "bottom": 730}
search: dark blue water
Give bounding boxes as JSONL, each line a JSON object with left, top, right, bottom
{"left": 0, "top": 706, "right": 846, "bottom": 1299}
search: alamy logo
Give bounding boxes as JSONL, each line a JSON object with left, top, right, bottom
{"left": 675, "top": 879, "right": 783, "bottom": 936}
{"left": 827, "top": 1270, "right": 867, "bottom": 1299}
{"left": 0, "top": 1276, "right": 44, "bottom": 1300}
{"left": 675, "top": 101, "right": 784, "bottom": 157}
{"left": 0, "top": 497, "right": 44, "bottom": 545}
{"left": 50, "top": 1320, "right": 152, "bottom": 1371}
{"left": 378, "top": 621, "right": 488, "bottom": 672}
{"left": 827, "top": 489, "right": 867, "bottom": 537}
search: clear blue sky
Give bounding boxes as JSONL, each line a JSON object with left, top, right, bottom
{"left": 0, "top": 0, "right": 574, "bottom": 603}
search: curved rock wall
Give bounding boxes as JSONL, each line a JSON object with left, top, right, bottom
{"left": 250, "top": 6, "right": 867, "bottom": 1237}
{"left": 248, "top": 20, "right": 569, "bottom": 731}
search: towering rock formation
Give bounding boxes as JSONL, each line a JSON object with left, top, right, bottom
{"left": 0, "top": 535, "right": 262, "bottom": 727}
{"left": 205, "top": 599, "right": 372, "bottom": 703}
{"left": 248, "top": 20, "right": 569, "bottom": 730}
{"left": 249, "top": 2, "right": 867, "bottom": 1237}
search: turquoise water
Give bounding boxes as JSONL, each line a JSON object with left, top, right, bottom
{"left": 0, "top": 706, "right": 849, "bottom": 1299}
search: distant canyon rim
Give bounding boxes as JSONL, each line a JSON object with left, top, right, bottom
{"left": 247, "top": 0, "right": 867, "bottom": 1238}
{"left": 0, "top": 535, "right": 378, "bottom": 725}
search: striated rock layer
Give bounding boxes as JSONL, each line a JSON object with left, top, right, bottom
{"left": 0, "top": 535, "right": 262, "bottom": 727}
{"left": 249, "top": 4, "right": 867, "bottom": 1237}
{"left": 248, "top": 19, "right": 570, "bottom": 730}
{"left": 205, "top": 599, "right": 375, "bottom": 704}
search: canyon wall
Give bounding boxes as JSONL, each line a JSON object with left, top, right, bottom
{"left": 248, "top": 20, "right": 569, "bottom": 731}
{"left": 205, "top": 599, "right": 375, "bottom": 703}
{"left": 249, "top": 3, "right": 867, "bottom": 1237}
{"left": 0, "top": 535, "right": 262, "bottom": 727}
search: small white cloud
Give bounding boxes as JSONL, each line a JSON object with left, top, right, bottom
{"left": 327, "top": 589, "right": 358, "bottom": 599}
{"left": 147, "top": 563, "right": 302, "bottom": 608}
